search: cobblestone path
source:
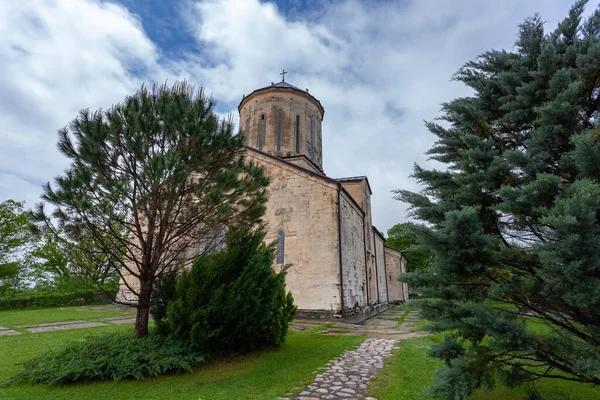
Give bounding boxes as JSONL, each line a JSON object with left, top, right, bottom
{"left": 281, "top": 305, "right": 423, "bottom": 400}
{"left": 291, "top": 338, "right": 396, "bottom": 400}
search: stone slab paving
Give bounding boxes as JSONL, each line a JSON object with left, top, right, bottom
{"left": 104, "top": 318, "right": 136, "bottom": 325}
{"left": 0, "top": 326, "right": 20, "bottom": 336}
{"left": 289, "top": 338, "right": 397, "bottom": 400}
{"left": 25, "top": 321, "right": 108, "bottom": 333}
{"left": 18, "top": 320, "right": 88, "bottom": 328}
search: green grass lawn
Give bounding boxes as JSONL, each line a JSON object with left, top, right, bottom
{"left": 0, "top": 305, "right": 135, "bottom": 329}
{"left": 0, "top": 306, "right": 364, "bottom": 400}
{"left": 368, "top": 333, "right": 600, "bottom": 400}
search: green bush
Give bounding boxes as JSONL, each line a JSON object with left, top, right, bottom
{"left": 150, "top": 270, "right": 178, "bottom": 334}
{"left": 14, "top": 332, "right": 204, "bottom": 385}
{"left": 0, "top": 288, "right": 112, "bottom": 310}
{"left": 164, "top": 228, "right": 296, "bottom": 353}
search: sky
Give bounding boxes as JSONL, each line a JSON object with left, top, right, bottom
{"left": 0, "top": 0, "right": 596, "bottom": 233}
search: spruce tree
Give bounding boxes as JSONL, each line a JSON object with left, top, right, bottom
{"left": 35, "top": 82, "right": 268, "bottom": 338}
{"left": 396, "top": 1, "right": 600, "bottom": 397}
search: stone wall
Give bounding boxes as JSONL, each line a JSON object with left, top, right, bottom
{"left": 239, "top": 87, "right": 324, "bottom": 170}
{"left": 385, "top": 246, "right": 409, "bottom": 302}
{"left": 339, "top": 178, "right": 379, "bottom": 305}
{"left": 248, "top": 150, "right": 343, "bottom": 314}
{"left": 282, "top": 155, "right": 324, "bottom": 176}
{"left": 339, "top": 190, "right": 367, "bottom": 311}
{"left": 373, "top": 231, "right": 388, "bottom": 303}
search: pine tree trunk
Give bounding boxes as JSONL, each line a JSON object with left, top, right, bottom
{"left": 134, "top": 279, "right": 152, "bottom": 338}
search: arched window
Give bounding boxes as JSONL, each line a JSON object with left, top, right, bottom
{"left": 276, "top": 230, "right": 285, "bottom": 264}
{"left": 244, "top": 119, "right": 250, "bottom": 146}
{"left": 295, "top": 115, "right": 300, "bottom": 153}
{"left": 310, "top": 118, "right": 314, "bottom": 158}
{"left": 277, "top": 111, "right": 282, "bottom": 151}
{"left": 259, "top": 115, "right": 265, "bottom": 150}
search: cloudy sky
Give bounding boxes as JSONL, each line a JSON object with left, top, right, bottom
{"left": 1, "top": 0, "right": 595, "bottom": 233}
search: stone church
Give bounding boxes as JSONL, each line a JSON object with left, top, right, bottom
{"left": 118, "top": 78, "right": 409, "bottom": 319}
{"left": 238, "top": 78, "right": 408, "bottom": 319}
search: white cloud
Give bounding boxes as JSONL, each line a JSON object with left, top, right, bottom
{"left": 0, "top": 0, "right": 158, "bottom": 207}
{"left": 1, "top": 0, "right": 593, "bottom": 233}
{"left": 171, "top": 0, "right": 580, "bottom": 232}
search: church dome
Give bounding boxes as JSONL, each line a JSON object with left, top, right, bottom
{"left": 238, "top": 78, "right": 325, "bottom": 171}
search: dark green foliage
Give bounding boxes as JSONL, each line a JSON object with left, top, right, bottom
{"left": 150, "top": 270, "right": 178, "bottom": 332}
{"left": 14, "top": 332, "right": 204, "bottom": 386}
{"left": 32, "top": 81, "right": 269, "bottom": 337}
{"left": 0, "top": 288, "right": 112, "bottom": 310}
{"left": 164, "top": 228, "right": 296, "bottom": 353}
{"left": 385, "top": 223, "right": 431, "bottom": 272}
{"left": 395, "top": 1, "right": 600, "bottom": 398}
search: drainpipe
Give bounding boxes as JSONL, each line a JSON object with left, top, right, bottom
{"left": 336, "top": 186, "right": 345, "bottom": 317}
{"left": 400, "top": 253, "right": 409, "bottom": 301}
{"left": 383, "top": 248, "right": 389, "bottom": 303}
{"left": 362, "top": 217, "right": 369, "bottom": 307}
{"left": 373, "top": 235, "right": 380, "bottom": 304}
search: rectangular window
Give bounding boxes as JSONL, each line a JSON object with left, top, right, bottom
{"left": 259, "top": 115, "right": 265, "bottom": 150}
{"left": 276, "top": 231, "right": 285, "bottom": 264}
{"left": 277, "top": 111, "right": 282, "bottom": 151}
{"left": 214, "top": 230, "right": 226, "bottom": 252}
{"left": 245, "top": 119, "right": 250, "bottom": 146}
{"left": 310, "top": 118, "right": 314, "bottom": 158}
{"left": 295, "top": 115, "right": 300, "bottom": 153}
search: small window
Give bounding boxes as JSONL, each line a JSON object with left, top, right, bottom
{"left": 198, "top": 238, "right": 207, "bottom": 255}
{"left": 295, "top": 115, "right": 300, "bottom": 153}
{"left": 259, "top": 115, "right": 265, "bottom": 150}
{"left": 214, "top": 230, "right": 226, "bottom": 252}
{"left": 276, "top": 230, "right": 285, "bottom": 264}
{"left": 310, "top": 118, "right": 314, "bottom": 158}
{"left": 244, "top": 119, "right": 250, "bottom": 146}
{"left": 277, "top": 111, "right": 282, "bottom": 151}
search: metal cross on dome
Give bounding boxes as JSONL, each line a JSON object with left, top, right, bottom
{"left": 280, "top": 69, "right": 287, "bottom": 82}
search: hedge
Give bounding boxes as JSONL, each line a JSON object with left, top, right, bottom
{"left": 0, "top": 289, "right": 114, "bottom": 310}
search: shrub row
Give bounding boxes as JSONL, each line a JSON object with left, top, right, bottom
{"left": 15, "top": 332, "right": 204, "bottom": 385}
{"left": 0, "top": 289, "right": 113, "bottom": 310}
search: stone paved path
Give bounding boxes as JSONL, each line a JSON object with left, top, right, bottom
{"left": 281, "top": 305, "right": 423, "bottom": 400}
{"left": 291, "top": 338, "right": 397, "bottom": 400}
{"left": 0, "top": 326, "right": 20, "bottom": 336}
{"left": 1, "top": 306, "right": 136, "bottom": 336}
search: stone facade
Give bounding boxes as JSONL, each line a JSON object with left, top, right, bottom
{"left": 240, "top": 80, "right": 409, "bottom": 318}
{"left": 116, "top": 79, "right": 409, "bottom": 318}
{"left": 239, "top": 81, "right": 324, "bottom": 170}
{"left": 339, "top": 190, "right": 367, "bottom": 312}
{"left": 247, "top": 150, "right": 341, "bottom": 314}
{"left": 384, "top": 246, "right": 409, "bottom": 302}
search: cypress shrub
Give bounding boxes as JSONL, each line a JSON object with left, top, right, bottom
{"left": 165, "top": 227, "right": 296, "bottom": 353}
{"left": 14, "top": 332, "right": 204, "bottom": 385}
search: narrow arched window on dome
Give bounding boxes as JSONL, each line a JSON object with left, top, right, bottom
{"left": 310, "top": 118, "right": 314, "bottom": 158}
{"left": 277, "top": 111, "right": 282, "bottom": 151}
{"left": 276, "top": 230, "right": 285, "bottom": 264}
{"left": 259, "top": 115, "right": 265, "bottom": 150}
{"left": 244, "top": 119, "right": 250, "bottom": 146}
{"left": 295, "top": 115, "right": 300, "bottom": 153}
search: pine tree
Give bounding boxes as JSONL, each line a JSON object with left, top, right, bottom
{"left": 34, "top": 81, "right": 269, "bottom": 338}
{"left": 396, "top": 1, "right": 600, "bottom": 397}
